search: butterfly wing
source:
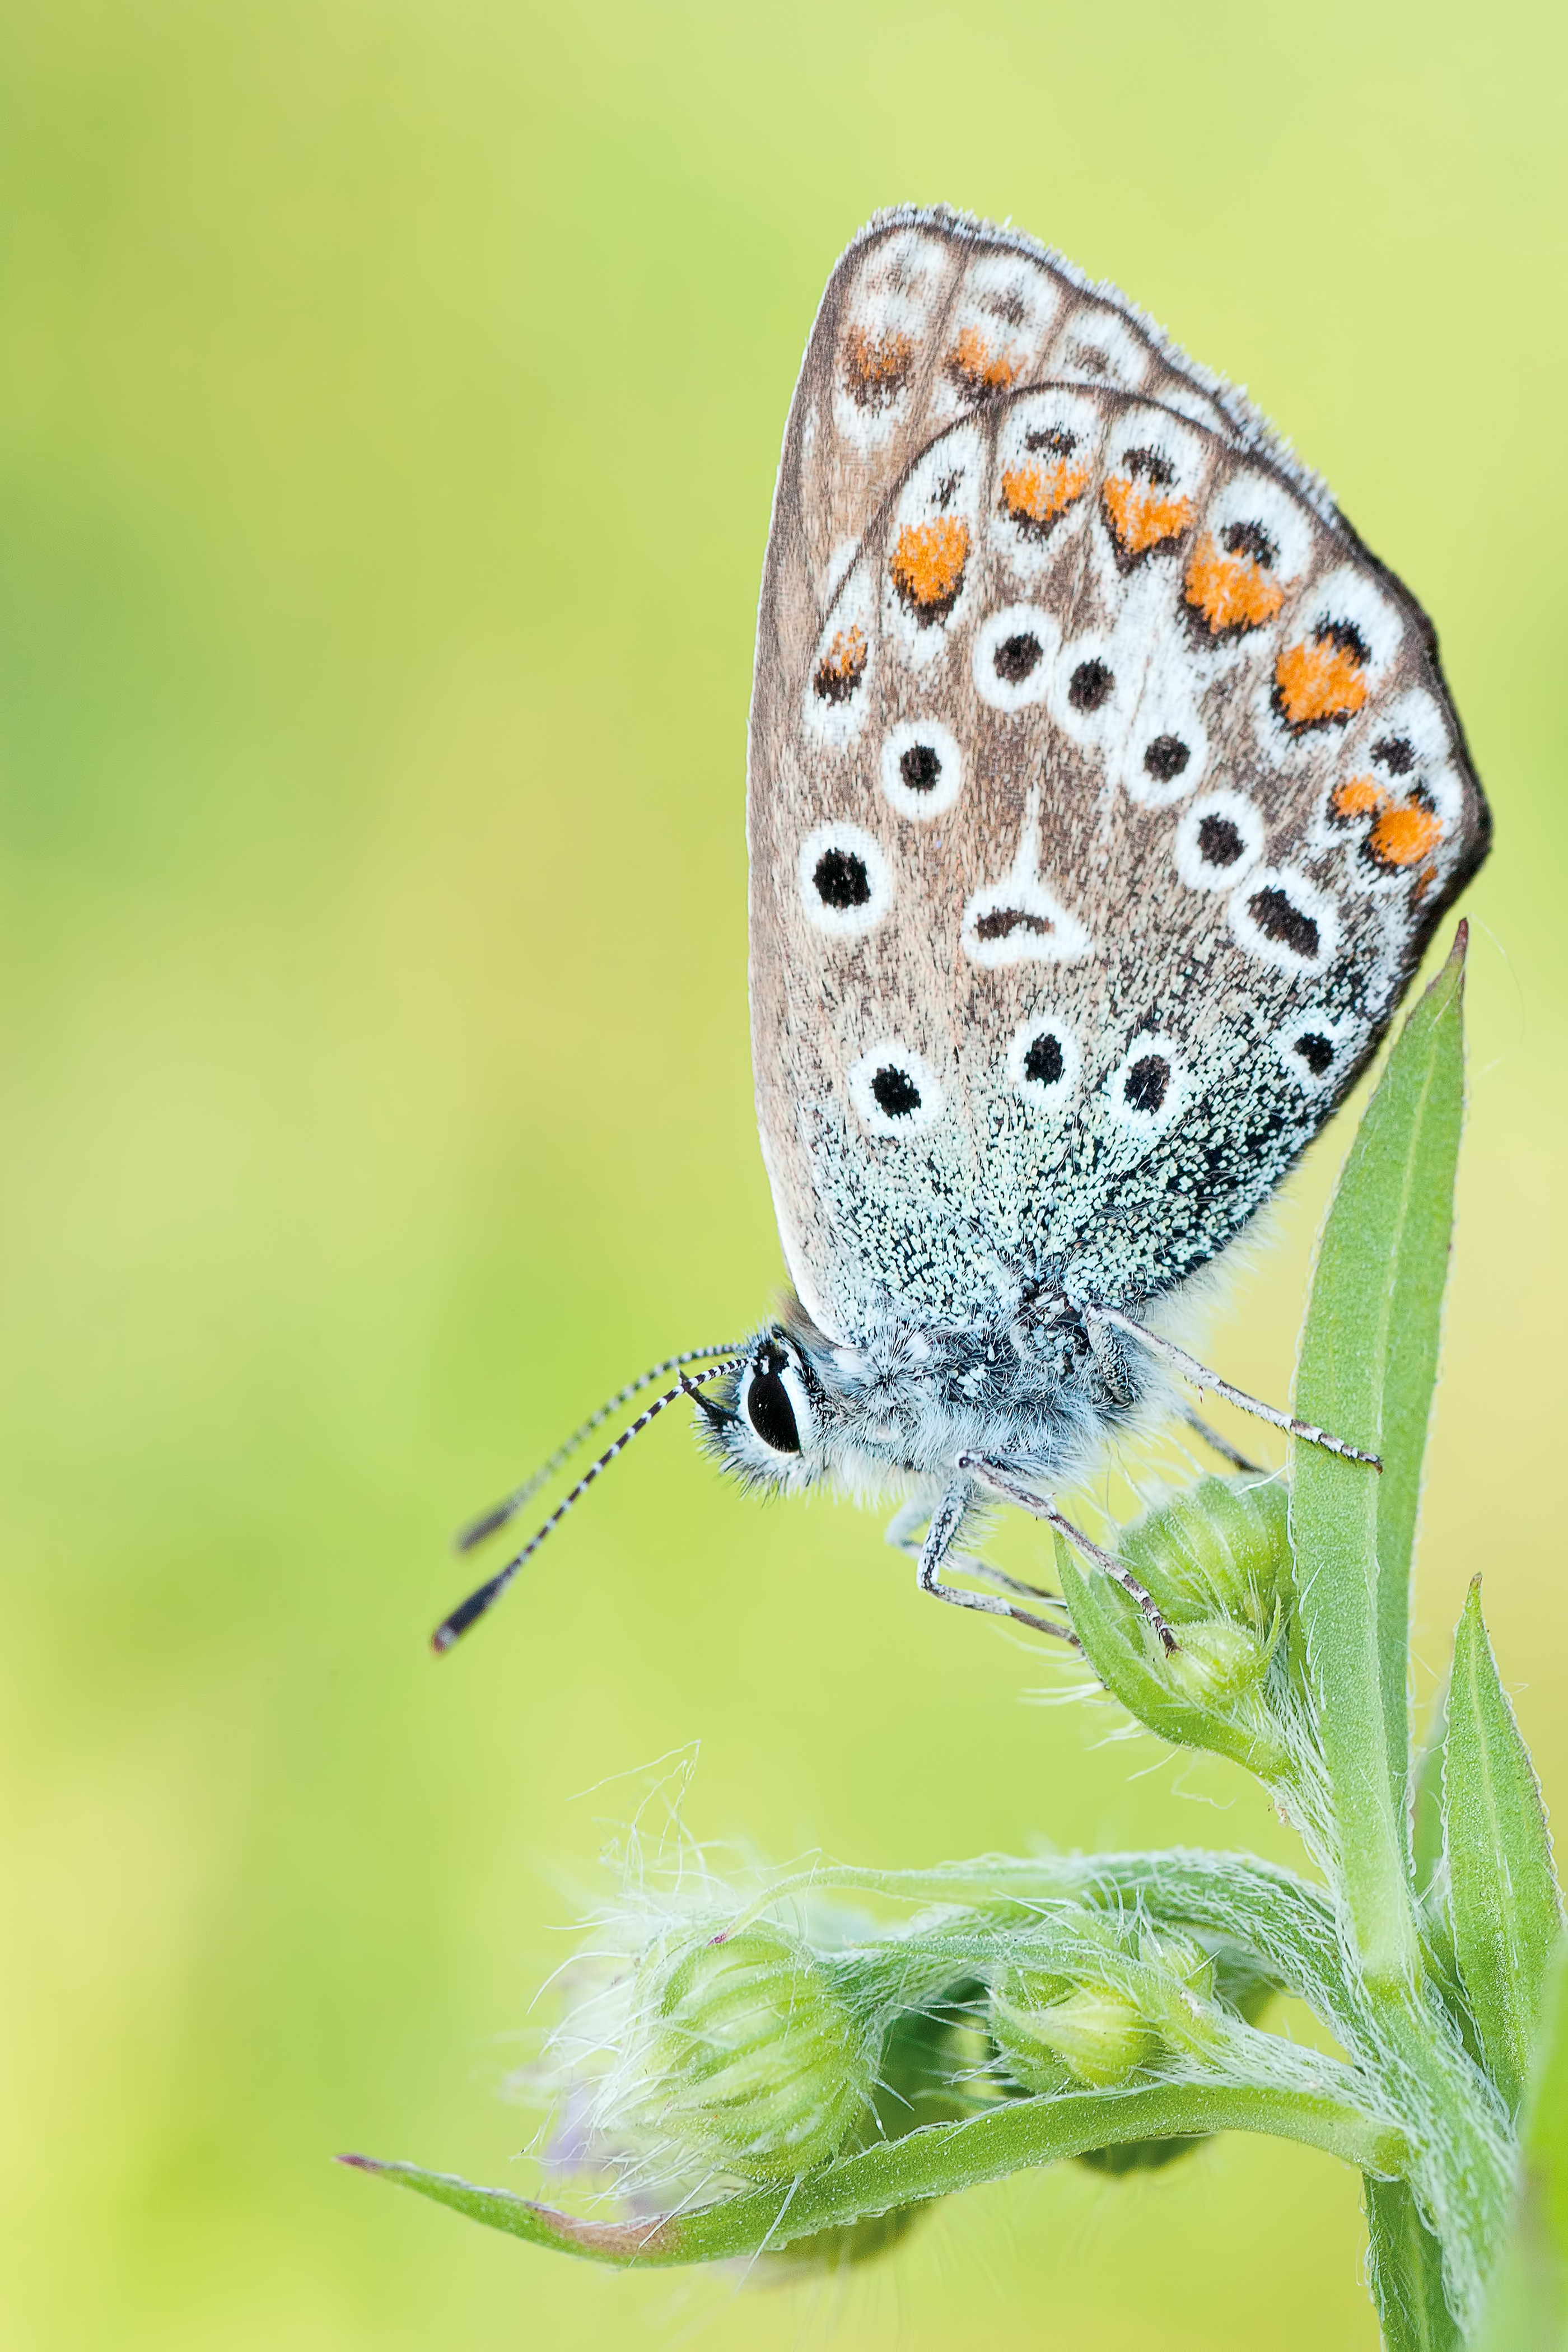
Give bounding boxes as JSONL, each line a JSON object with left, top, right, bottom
{"left": 750, "top": 212, "right": 1489, "bottom": 1346}
{"left": 771, "top": 206, "right": 1340, "bottom": 620}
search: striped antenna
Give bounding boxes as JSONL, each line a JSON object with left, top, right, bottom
{"left": 431, "top": 1357, "right": 746, "bottom": 1655}
{"left": 455, "top": 1341, "right": 748, "bottom": 1553}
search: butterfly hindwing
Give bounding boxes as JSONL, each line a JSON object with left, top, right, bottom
{"left": 750, "top": 212, "right": 1488, "bottom": 1347}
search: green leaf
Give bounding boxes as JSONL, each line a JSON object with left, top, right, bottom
{"left": 1444, "top": 1578, "right": 1564, "bottom": 2112}
{"left": 1412, "top": 1677, "right": 1449, "bottom": 1900}
{"left": 1365, "top": 2175, "right": 1460, "bottom": 2352}
{"left": 338, "top": 2079, "right": 1406, "bottom": 2269}
{"left": 1476, "top": 1937, "right": 1568, "bottom": 2348}
{"left": 1292, "top": 927, "right": 1467, "bottom": 1989}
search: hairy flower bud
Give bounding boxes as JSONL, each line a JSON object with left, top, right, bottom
{"left": 1119, "top": 1473, "right": 1292, "bottom": 1633}
{"left": 1163, "top": 1617, "right": 1273, "bottom": 1709}
{"left": 1132, "top": 1928, "right": 1230, "bottom": 2061}
{"left": 774, "top": 1980, "right": 993, "bottom": 2273}
{"left": 631, "top": 1924, "right": 872, "bottom": 2183}
{"left": 991, "top": 1962, "right": 1159, "bottom": 2092}
{"left": 1143, "top": 1927, "right": 1216, "bottom": 2000}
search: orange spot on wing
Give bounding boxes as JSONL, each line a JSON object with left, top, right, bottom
{"left": 1001, "top": 459, "right": 1089, "bottom": 530}
{"left": 842, "top": 325, "right": 914, "bottom": 410}
{"left": 889, "top": 516, "right": 970, "bottom": 615}
{"left": 1369, "top": 801, "right": 1443, "bottom": 868}
{"left": 945, "top": 324, "right": 1018, "bottom": 398}
{"left": 1102, "top": 474, "right": 1194, "bottom": 559}
{"left": 1183, "top": 533, "right": 1286, "bottom": 634}
{"left": 1331, "top": 775, "right": 1390, "bottom": 821}
{"left": 812, "top": 624, "right": 868, "bottom": 703}
{"left": 1275, "top": 631, "right": 1369, "bottom": 730}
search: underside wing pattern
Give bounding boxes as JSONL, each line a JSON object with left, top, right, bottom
{"left": 748, "top": 209, "right": 1488, "bottom": 1347}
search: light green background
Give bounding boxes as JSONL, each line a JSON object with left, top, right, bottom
{"left": 4, "top": 3, "right": 1565, "bottom": 2345}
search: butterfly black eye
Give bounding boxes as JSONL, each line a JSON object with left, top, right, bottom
{"left": 871, "top": 1065, "right": 922, "bottom": 1117}
{"left": 1069, "top": 659, "right": 1113, "bottom": 712}
{"left": 744, "top": 1361, "right": 801, "bottom": 1455}
{"left": 1294, "top": 1031, "right": 1335, "bottom": 1076}
{"left": 1124, "top": 1054, "right": 1170, "bottom": 1113}
{"left": 1196, "top": 813, "right": 1244, "bottom": 867}
{"left": 814, "top": 848, "right": 871, "bottom": 909}
{"left": 993, "top": 631, "right": 1043, "bottom": 684}
{"left": 900, "top": 743, "right": 941, "bottom": 792}
{"left": 1144, "top": 734, "right": 1190, "bottom": 783}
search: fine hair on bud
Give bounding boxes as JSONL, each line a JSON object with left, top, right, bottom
{"left": 1118, "top": 1473, "right": 1293, "bottom": 1632}
{"left": 620, "top": 1921, "right": 875, "bottom": 2185}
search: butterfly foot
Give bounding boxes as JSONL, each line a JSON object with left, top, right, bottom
{"left": 913, "top": 1481, "right": 1078, "bottom": 1642}
{"left": 956, "top": 1455, "right": 1178, "bottom": 1655}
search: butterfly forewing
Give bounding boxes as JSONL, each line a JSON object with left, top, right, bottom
{"left": 750, "top": 210, "right": 1488, "bottom": 1348}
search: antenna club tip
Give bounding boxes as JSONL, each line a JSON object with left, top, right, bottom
{"left": 430, "top": 1625, "right": 458, "bottom": 1656}
{"left": 454, "top": 1507, "right": 508, "bottom": 1554}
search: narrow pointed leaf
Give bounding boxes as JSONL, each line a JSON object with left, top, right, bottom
{"left": 339, "top": 2079, "right": 1404, "bottom": 2269}
{"left": 1476, "top": 1937, "right": 1568, "bottom": 2348}
{"left": 1365, "top": 2175, "right": 1460, "bottom": 2352}
{"left": 1412, "top": 1676, "right": 1449, "bottom": 1899}
{"left": 1292, "top": 928, "right": 1467, "bottom": 1987}
{"left": 1444, "top": 1578, "right": 1564, "bottom": 2111}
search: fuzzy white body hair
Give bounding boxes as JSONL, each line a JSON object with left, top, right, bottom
{"left": 698, "top": 1286, "right": 1203, "bottom": 1515}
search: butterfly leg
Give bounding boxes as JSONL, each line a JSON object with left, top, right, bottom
{"left": 909, "top": 1483, "right": 1078, "bottom": 1641}
{"left": 956, "top": 1455, "right": 1177, "bottom": 1654}
{"left": 1179, "top": 1408, "right": 1266, "bottom": 1476}
{"left": 890, "top": 1512, "right": 1071, "bottom": 1608}
{"left": 885, "top": 1499, "right": 1067, "bottom": 1606}
{"left": 884, "top": 1497, "right": 932, "bottom": 1555}
{"left": 1081, "top": 1311, "right": 1136, "bottom": 1404}
{"left": 1081, "top": 1305, "right": 1382, "bottom": 1471}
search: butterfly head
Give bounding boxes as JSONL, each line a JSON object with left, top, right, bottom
{"left": 691, "top": 1297, "right": 1053, "bottom": 1502}
{"left": 694, "top": 1323, "right": 832, "bottom": 1495}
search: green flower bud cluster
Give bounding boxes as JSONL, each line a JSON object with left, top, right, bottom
{"left": 988, "top": 1919, "right": 1222, "bottom": 2097}
{"left": 547, "top": 1877, "right": 1290, "bottom": 2239}
{"left": 623, "top": 1922, "right": 874, "bottom": 2184}
{"left": 1057, "top": 1475, "right": 1300, "bottom": 1780}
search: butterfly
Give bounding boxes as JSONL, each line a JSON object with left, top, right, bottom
{"left": 435, "top": 206, "right": 1490, "bottom": 1656}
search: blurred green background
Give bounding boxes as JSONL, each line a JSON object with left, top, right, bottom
{"left": 3, "top": 2, "right": 1565, "bottom": 2345}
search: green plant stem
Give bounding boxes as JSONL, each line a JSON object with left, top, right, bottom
{"left": 1365, "top": 2176, "right": 1460, "bottom": 2352}
{"left": 1362, "top": 1986, "right": 1514, "bottom": 2336}
{"left": 729, "top": 1851, "right": 1362, "bottom": 2045}
{"left": 341, "top": 2079, "right": 1407, "bottom": 2269}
